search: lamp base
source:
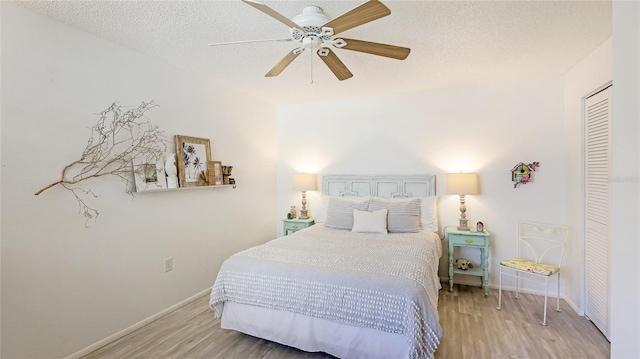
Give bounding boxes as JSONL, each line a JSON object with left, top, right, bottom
{"left": 457, "top": 217, "right": 470, "bottom": 231}
{"left": 299, "top": 190, "right": 310, "bottom": 220}
{"left": 456, "top": 194, "right": 471, "bottom": 230}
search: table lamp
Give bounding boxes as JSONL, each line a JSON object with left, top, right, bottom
{"left": 293, "top": 173, "right": 317, "bottom": 220}
{"left": 447, "top": 172, "right": 479, "bottom": 231}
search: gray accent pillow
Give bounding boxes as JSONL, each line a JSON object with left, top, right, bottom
{"left": 368, "top": 198, "right": 421, "bottom": 233}
{"left": 324, "top": 197, "right": 370, "bottom": 230}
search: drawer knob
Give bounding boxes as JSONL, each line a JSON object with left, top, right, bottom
{"left": 465, "top": 239, "right": 473, "bottom": 244}
{"left": 292, "top": 225, "right": 298, "bottom": 229}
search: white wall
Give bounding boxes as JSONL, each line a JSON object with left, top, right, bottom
{"left": 4, "top": 2, "right": 634, "bottom": 358}
{"left": 564, "top": 4, "right": 640, "bottom": 355}
{"left": 277, "top": 77, "right": 567, "bottom": 288}
{"left": 564, "top": 37, "right": 613, "bottom": 315}
{"left": 1, "top": 3, "right": 277, "bottom": 358}
{"left": 610, "top": 1, "right": 640, "bottom": 357}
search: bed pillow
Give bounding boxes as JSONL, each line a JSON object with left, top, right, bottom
{"left": 315, "top": 195, "right": 370, "bottom": 223}
{"left": 324, "top": 196, "right": 371, "bottom": 229}
{"left": 369, "top": 197, "right": 421, "bottom": 233}
{"left": 352, "top": 209, "right": 388, "bottom": 234}
{"left": 418, "top": 196, "right": 439, "bottom": 232}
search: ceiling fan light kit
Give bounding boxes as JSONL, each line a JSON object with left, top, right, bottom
{"left": 211, "top": 0, "right": 410, "bottom": 81}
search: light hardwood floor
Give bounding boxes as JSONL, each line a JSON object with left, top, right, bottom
{"left": 82, "top": 284, "right": 609, "bottom": 358}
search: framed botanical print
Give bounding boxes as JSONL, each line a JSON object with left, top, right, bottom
{"left": 175, "top": 135, "right": 212, "bottom": 187}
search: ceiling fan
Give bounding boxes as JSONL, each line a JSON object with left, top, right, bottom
{"left": 208, "top": 0, "right": 411, "bottom": 81}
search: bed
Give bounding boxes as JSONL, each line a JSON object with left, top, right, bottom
{"left": 209, "top": 175, "right": 443, "bottom": 359}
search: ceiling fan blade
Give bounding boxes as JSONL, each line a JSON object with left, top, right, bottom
{"left": 322, "top": 0, "right": 391, "bottom": 36}
{"left": 317, "top": 49, "right": 353, "bottom": 81}
{"left": 242, "top": 0, "right": 304, "bottom": 31}
{"left": 339, "top": 38, "right": 410, "bottom": 60}
{"left": 208, "top": 38, "right": 292, "bottom": 46}
{"left": 265, "top": 50, "right": 301, "bottom": 77}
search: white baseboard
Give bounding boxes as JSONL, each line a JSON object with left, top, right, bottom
{"left": 439, "top": 277, "right": 581, "bottom": 316}
{"left": 65, "top": 288, "right": 211, "bottom": 359}
{"left": 440, "top": 275, "right": 559, "bottom": 297}
{"left": 563, "top": 296, "right": 582, "bottom": 316}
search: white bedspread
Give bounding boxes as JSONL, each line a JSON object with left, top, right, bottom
{"left": 209, "top": 224, "right": 443, "bottom": 359}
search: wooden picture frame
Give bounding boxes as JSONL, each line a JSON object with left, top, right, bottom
{"left": 175, "top": 135, "right": 212, "bottom": 187}
{"left": 208, "top": 161, "right": 223, "bottom": 185}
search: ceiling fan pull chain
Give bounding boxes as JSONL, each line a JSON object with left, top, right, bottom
{"left": 310, "top": 50, "right": 314, "bottom": 84}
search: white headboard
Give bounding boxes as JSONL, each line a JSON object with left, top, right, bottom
{"left": 322, "top": 175, "right": 436, "bottom": 198}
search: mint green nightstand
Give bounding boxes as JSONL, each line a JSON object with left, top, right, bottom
{"left": 446, "top": 226, "right": 491, "bottom": 297}
{"left": 282, "top": 218, "right": 314, "bottom": 236}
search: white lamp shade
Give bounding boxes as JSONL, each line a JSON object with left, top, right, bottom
{"left": 293, "top": 173, "right": 318, "bottom": 191}
{"left": 446, "top": 173, "right": 479, "bottom": 195}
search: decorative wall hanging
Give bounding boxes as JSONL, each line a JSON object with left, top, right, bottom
{"left": 511, "top": 161, "right": 540, "bottom": 188}
{"left": 35, "top": 101, "right": 167, "bottom": 226}
{"left": 175, "top": 135, "right": 212, "bottom": 188}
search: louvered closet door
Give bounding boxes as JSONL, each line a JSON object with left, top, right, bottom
{"left": 585, "top": 85, "right": 611, "bottom": 340}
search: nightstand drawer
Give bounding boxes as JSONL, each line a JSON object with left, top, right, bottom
{"left": 449, "top": 233, "right": 488, "bottom": 247}
{"left": 284, "top": 222, "right": 302, "bottom": 231}
{"left": 282, "top": 218, "right": 314, "bottom": 236}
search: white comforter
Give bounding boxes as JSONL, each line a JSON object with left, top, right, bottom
{"left": 209, "top": 224, "right": 443, "bottom": 359}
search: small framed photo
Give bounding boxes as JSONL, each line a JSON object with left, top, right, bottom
{"left": 175, "top": 135, "right": 212, "bottom": 188}
{"left": 208, "top": 161, "right": 223, "bottom": 185}
{"left": 133, "top": 155, "right": 167, "bottom": 192}
{"left": 476, "top": 221, "right": 484, "bottom": 233}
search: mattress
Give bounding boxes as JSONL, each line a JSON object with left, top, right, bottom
{"left": 209, "top": 224, "right": 443, "bottom": 359}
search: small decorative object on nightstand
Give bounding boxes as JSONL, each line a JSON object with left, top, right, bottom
{"left": 446, "top": 226, "right": 491, "bottom": 297}
{"left": 282, "top": 218, "right": 314, "bottom": 236}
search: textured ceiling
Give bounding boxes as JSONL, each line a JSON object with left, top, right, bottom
{"left": 16, "top": 0, "right": 612, "bottom": 105}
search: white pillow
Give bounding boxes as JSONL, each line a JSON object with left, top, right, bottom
{"left": 352, "top": 209, "right": 388, "bottom": 234}
{"left": 315, "top": 195, "right": 370, "bottom": 223}
{"left": 418, "top": 196, "right": 439, "bottom": 232}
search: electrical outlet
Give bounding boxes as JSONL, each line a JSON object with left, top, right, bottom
{"left": 164, "top": 257, "right": 173, "bottom": 273}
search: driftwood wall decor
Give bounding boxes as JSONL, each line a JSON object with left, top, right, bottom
{"left": 35, "top": 101, "right": 167, "bottom": 226}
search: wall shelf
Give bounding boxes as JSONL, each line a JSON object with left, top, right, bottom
{"left": 136, "top": 184, "right": 236, "bottom": 193}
